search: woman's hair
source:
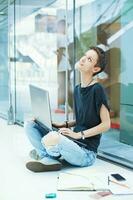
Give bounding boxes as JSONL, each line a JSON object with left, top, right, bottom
{"left": 89, "top": 46, "right": 107, "bottom": 75}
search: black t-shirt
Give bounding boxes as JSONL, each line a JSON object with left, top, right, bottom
{"left": 73, "top": 82, "right": 109, "bottom": 153}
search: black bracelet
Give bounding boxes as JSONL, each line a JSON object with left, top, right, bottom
{"left": 81, "top": 131, "right": 85, "bottom": 140}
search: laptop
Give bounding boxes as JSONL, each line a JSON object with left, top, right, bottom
{"left": 29, "top": 85, "right": 52, "bottom": 130}
{"left": 29, "top": 85, "right": 87, "bottom": 147}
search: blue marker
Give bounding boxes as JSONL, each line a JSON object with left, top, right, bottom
{"left": 45, "top": 193, "right": 56, "bottom": 198}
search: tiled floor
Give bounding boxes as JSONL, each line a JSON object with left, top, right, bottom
{"left": 0, "top": 118, "right": 133, "bottom": 200}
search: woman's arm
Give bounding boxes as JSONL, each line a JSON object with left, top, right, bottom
{"left": 58, "top": 104, "right": 110, "bottom": 139}
{"left": 77, "top": 104, "right": 111, "bottom": 139}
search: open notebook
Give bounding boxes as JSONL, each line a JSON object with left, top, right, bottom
{"left": 57, "top": 172, "right": 108, "bottom": 191}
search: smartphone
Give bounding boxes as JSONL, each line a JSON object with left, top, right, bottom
{"left": 111, "top": 173, "right": 126, "bottom": 181}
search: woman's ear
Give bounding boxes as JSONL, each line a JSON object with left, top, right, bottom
{"left": 93, "top": 66, "right": 101, "bottom": 74}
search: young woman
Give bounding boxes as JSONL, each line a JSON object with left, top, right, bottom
{"left": 25, "top": 46, "right": 110, "bottom": 172}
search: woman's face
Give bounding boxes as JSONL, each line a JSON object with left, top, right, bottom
{"left": 77, "top": 49, "right": 99, "bottom": 73}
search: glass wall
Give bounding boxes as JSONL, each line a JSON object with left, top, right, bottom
{"left": 74, "top": 0, "right": 133, "bottom": 168}
{"left": 0, "top": 0, "right": 9, "bottom": 118}
{"left": 9, "top": 0, "right": 74, "bottom": 124}
{"left": 0, "top": 0, "right": 132, "bottom": 168}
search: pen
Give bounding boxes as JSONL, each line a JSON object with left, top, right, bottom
{"left": 109, "top": 179, "right": 130, "bottom": 189}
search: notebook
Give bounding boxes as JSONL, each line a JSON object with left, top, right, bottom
{"left": 57, "top": 172, "right": 108, "bottom": 191}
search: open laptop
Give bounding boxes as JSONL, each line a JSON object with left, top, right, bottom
{"left": 29, "top": 85, "right": 87, "bottom": 147}
{"left": 29, "top": 85, "right": 52, "bottom": 130}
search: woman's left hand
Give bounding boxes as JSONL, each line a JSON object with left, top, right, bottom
{"left": 58, "top": 128, "right": 80, "bottom": 139}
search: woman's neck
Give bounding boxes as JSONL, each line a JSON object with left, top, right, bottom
{"left": 80, "top": 72, "right": 93, "bottom": 87}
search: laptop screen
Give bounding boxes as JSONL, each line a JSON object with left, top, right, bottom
{"left": 29, "top": 85, "right": 52, "bottom": 129}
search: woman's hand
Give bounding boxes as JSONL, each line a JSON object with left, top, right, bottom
{"left": 58, "top": 128, "right": 80, "bottom": 139}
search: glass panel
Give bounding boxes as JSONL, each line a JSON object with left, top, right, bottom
{"left": 0, "top": 0, "right": 9, "bottom": 117}
{"left": 9, "top": 0, "right": 74, "bottom": 124}
{"left": 74, "top": 0, "right": 133, "bottom": 168}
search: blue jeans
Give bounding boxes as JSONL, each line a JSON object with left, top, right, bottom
{"left": 24, "top": 120, "right": 96, "bottom": 167}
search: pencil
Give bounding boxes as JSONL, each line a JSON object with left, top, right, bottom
{"left": 109, "top": 179, "right": 130, "bottom": 189}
